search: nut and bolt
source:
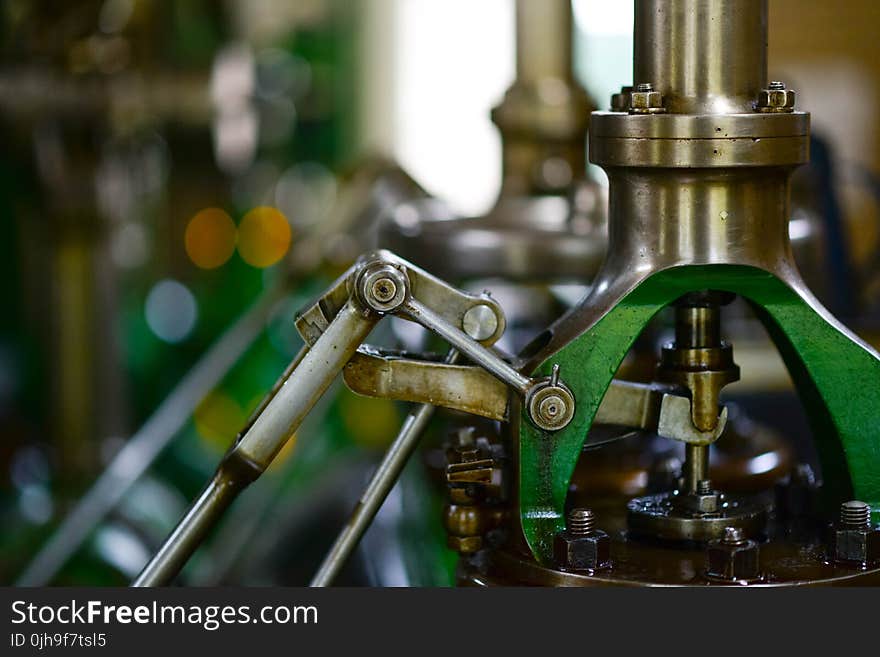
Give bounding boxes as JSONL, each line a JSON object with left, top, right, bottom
{"left": 629, "top": 82, "right": 666, "bottom": 114}
{"left": 840, "top": 500, "right": 871, "bottom": 527}
{"left": 370, "top": 277, "right": 397, "bottom": 303}
{"left": 553, "top": 508, "right": 611, "bottom": 572}
{"left": 567, "top": 508, "right": 597, "bottom": 534}
{"left": 359, "top": 264, "right": 408, "bottom": 312}
{"left": 756, "top": 81, "right": 795, "bottom": 113}
{"left": 673, "top": 479, "right": 721, "bottom": 516}
{"left": 828, "top": 500, "right": 880, "bottom": 567}
{"left": 527, "top": 364, "right": 575, "bottom": 432}
{"left": 705, "top": 526, "right": 762, "bottom": 582}
{"left": 610, "top": 85, "right": 633, "bottom": 112}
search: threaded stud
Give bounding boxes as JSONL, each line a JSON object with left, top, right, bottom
{"left": 567, "top": 508, "right": 596, "bottom": 535}
{"left": 697, "top": 479, "right": 713, "bottom": 495}
{"left": 840, "top": 500, "right": 871, "bottom": 528}
{"left": 635, "top": 82, "right": 653, "bottom": 92}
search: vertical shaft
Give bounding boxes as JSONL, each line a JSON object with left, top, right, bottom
{"left": 515, "top": 0, "right": 574, "bottom": 83}
{"left": 684, "top": 444, "right": 710, "bottom": 493}
{"left": 634, "top": 0, "right": 768, "bottom": 113}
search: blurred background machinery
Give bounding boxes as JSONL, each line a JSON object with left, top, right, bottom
{"left": 1, "top": 0, "right": 880, "bottom": 587}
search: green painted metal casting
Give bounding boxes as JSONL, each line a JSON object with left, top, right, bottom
{"left": 518, "top": 264, "right": 880, "bottom": 563}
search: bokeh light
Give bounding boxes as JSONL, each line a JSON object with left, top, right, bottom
{"left": 145, "top": 279, "right": 198, "bottom": 343}
{"left": 237, "top": 206, "right": 292, "bottom": 268}
{"left": 194, "top": 391, "right": 245, "bottom": 452}
{"left": 184, "top": 207, "right": 237, "bottom": 269}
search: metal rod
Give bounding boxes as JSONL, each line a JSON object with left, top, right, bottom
{"left": 311, "top": 349, "right": 460, "bottom": 587}
{"left": 17, "top": 284, "right": 284, "bottom": 586}
{"left": 133, "top": 300, "right": 378, "bottom": 586}
{"left": 402, "top": 298, "right": 532, "bottom": 395}
{"left": 684, "top": 444, "right": 710, "bottom": 493}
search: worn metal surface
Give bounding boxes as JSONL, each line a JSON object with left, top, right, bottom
{"left": 513, "top": 0, "right": 880, "bottom": 564}
{"left": 518, "top": 266, "right": 880, "bottom": 563}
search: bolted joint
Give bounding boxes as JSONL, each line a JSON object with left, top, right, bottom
{"left": 357, "top": 263, "right": 409, "bottom": 313}
{"left": 526, "top": 364, "right": 575, "bottom": 431}
{"left": 673, "top": 481, "right": 722, "bottom": 516}
{"left": 705, "top": 527, "right": 762, "bottom": 583}
{"left": 756, "top": 81, "right": 795, "bottom": 113}
{"left": 553, "top": 509, "right": 611, "bottom": 572}
{"left": 629, "top": 82, "right": 666, "bottom": 114}
{"left": 610, "top": 85, "right": 633, "bottom": 112}
{"left": 828, "top": 501, "right": 880, "bottom": 567}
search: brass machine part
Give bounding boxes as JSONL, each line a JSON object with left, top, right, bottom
{"left": 380, "top": 0, "right": 606, "bottom": 282}
{"left": 486, "top": 0, "right": 856, "bottom": 586}
{"left": 491, "top": 0, "right": 593, "bottom": 197}
{"left": 658, "top": 293, "right": 740, "bottom": 493}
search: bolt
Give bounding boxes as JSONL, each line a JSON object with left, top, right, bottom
{"left": 554, "top": 509, "right": 610, "bottom": 572}
{"left": 567, "top": 508, "right": 597, "bottom": 535}
{"left": 462, "top": 304, "right": 498, "bottom": 341}
{"left": 723, "top": 526, "right": 746, "bottom": 545}
{"left": 538, "top": 394, "right": 565, "bottom": 423}
{"left": 370, "top": 277, "right": 397, "bottom": 303}
{"left": 359, "top": 263, "right": 407, "bottom": 312}
{"left": 829, "top": 501, "right": 880, "bottom": 566}
{"left": 756, "top": 82, "right": 795, "bottom": 112}
{"left": 629, "top": 82, "right": 666, "bottom": 114}
{"left": 697, "top": 479, "right": 713, "bottom": 495}
{"left": 610, "top": 85, "right": 633, "bottom": 112}
{"left": 706, "top": 527, "right": 761, "bottom": 582}
{"left": 526, "top": 372, "right": 575, "bottom": 432}
{"left": 841, "top": 500, "right": 871, "bottom": 528}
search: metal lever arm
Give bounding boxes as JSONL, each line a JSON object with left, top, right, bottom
{"left": 133, "top": 250, "right": 531, "bottom": 586}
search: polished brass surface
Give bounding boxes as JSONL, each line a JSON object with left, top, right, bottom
{"left": 634, "top": 0, "right": 767, "bottom": 114}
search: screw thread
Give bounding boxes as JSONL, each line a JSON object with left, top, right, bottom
{"left": 697, "top": 479, "right": 713, "bottom": 495}
{"left": 768, "top": 80, "right": 786, "bottom": 90}
{"left": 635, "top": 82, "right": 653, "bottom": 92}
{"left": 840, "top": 500, "right": 871, "bottom": 527}
{"left": 567, "top": 508, "right": 596, "bottom": 535}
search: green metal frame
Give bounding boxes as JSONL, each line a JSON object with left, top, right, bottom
{"left": 519, "top": 264, "right": 880, "bottom": 563}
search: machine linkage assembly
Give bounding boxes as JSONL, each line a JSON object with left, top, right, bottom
{"left": 133, "top": 249, "right": 727, "bottom": 586}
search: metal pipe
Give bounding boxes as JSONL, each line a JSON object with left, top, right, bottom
{"left": 310, "top": 351, "right": 458, "bottom": 587}
{"left": 634, "top": 0, "right": 768, "bottom": 113}
{"left": 133, "top": 300, "right": 378, "bottom": 586}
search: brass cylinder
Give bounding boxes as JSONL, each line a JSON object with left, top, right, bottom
{"left": 634, "top": 0, "right": 768, "bottom": 114}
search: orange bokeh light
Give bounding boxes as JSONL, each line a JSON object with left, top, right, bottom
{"left": 237, "top": 206, "right": 292, "bottom": 268}
{"left": 184, "top": 207, "right": 237, "bottom": 269}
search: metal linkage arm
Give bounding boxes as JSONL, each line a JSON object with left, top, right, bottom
{"left": 133, "top": 250, "right": 572, "bottom": 586}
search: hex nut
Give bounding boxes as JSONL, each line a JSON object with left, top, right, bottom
{"left": 447, "top": 535, "right": 482, "bottom": 554}
{"left": 705, "top": 536, "right": 761, "bottom": 582}
{"left": 629, "top": 87, "right": 665, "bottom": 114}
{"left": 553, "top": 529, "right": 611, "bottom": 572}
{"left": 829, "top": 526, "right": 880, "bottom": 567}
{"left": 756, "top": 87, "right": 795, "bottom": 112}
{"left": 674, "top": 490, "right": 722, "bottom": 515}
